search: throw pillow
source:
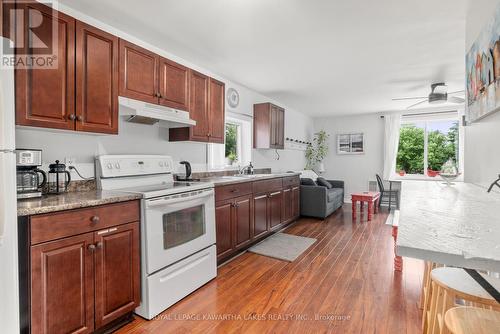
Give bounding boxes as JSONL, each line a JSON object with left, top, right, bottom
{"left": 316, "top": 177, "right": 333, "bottom": 189}
{"left": 300, "top": 178, "right": 317, "bottom": 186}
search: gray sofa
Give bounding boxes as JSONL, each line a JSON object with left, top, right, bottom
{"left": 300, "top": 180, "right": 345, "bottom": 219}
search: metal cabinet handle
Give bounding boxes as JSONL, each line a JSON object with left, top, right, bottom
{"left": 76, "top": 115, "right": 82, "bottom": 121}
{"left": 230, "top": 189, "right": 239, "bottom": 193}
{"left": 96, "top": 242, "right": 103, "bottom": 249}
{"left": 68, "top": 114, "right": 76, "bottom": 120}
{"left": 90, "top": 216, "right": 100, "bottom": 224}
{"left": 88, "top": 244, "right": 96, "bottom": 251}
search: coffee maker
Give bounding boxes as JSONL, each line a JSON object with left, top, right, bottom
{"left": 16, "top": 149, "right": 47, "bottom": 199}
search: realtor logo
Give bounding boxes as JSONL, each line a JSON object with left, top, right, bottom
{"left": 1, "top": 0, "right": 59, "bottom": 69}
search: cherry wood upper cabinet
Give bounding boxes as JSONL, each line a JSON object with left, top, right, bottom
{"left": 30, "top": 233, "right": 95, "bottom": 334}
{"left": 94, "top": 222, "right": 140, "bottom": 328}
{"left": 76, "top": 21, "right": 118, "bottom": 134}
{"left": 253, "top": 103, "right": 285, "bottom": 149}
{"left": 119, "top": 39, "right": 158, "bottom": 104}
{"left": 169, "top": 70, "right": 210, "bottom": 142}
{"left": 158, "top": 57, "right": 190, "bottom": 111}
{"left": 170, "top": 72, "right": 225, "bottom": 143}
{"left": 1, "top": 0, "right": 12, "bottom": 39}
{"left": 15, "top": 2, "right": 75, "bottom": 130}
{"left": 208, "top": 78, "right": 225, "bottom": 144}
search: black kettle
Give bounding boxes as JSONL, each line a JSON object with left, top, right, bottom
{"left": 177, "top": 161, "right": 199, "bottom": 181}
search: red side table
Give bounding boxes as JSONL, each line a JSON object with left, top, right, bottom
{"left": 351, "top": 191, "right": 380, "bottom": 221}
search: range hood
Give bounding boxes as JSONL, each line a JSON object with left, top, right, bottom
{"left": 119, "top": 96, "right": 196, "bottom": 128}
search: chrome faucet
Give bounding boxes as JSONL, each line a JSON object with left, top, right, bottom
{"left": 239, "top": 162, "right": 254, "bottom": 175}
{"left": 487, "top": 174, "right": 500, "bottom": 193}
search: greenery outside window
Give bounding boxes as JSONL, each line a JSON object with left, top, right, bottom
{"left": 225, "top": 122, "right": 241, "bottom": 166}
{"left": 396, "top": 117, "right": 460, "bottom": 177}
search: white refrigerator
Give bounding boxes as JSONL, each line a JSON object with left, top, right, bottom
{"left": 0, "top": 36, "right": 21, "bottom": 333}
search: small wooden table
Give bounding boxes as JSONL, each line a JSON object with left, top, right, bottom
{"left": 351, "top": 191, "right": 380, "bottom": 221}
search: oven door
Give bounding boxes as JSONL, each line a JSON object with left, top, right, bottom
{"left": 144, "top": 188, "right": 215, "bottom": 274}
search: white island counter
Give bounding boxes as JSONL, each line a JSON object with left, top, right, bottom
{"left": 396, "top": 180, "right": 500, "bottom": 272}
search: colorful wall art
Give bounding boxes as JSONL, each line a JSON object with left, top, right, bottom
{"left": 466, "top": 3, "right": 500, "bottom": 123}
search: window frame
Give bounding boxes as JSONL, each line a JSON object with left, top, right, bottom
{"left": 207, "top": 112, "right": 253, "bottom": 171}
{"left": 395, "top": 113, "right": 464, "bottom": 181}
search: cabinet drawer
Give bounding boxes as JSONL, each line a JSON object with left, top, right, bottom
{"left": 215, "top": 182, "right": 252, "bottom": 202}
{"left": 30, "top": 200, "right": 140, "bottom": 245}
{"left": 253, "top": 178, "right": 283, "bottom": 194}
{"left": 282, "top": 175, "right": 300, "bottom": 188}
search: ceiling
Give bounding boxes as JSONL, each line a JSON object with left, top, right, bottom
{"left": 61, "top": 0, "right": 466, "bottom": 117}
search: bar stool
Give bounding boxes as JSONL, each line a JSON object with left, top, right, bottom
{"left": 424, "top": 267, "right": 500, "bottom": 334}
{"left": 444, "top": 306, "right": 500, "bottom": 334}
{"left": 421, "top": 262, "right": 444, "bottom": 331}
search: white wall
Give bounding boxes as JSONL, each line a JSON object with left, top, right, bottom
{"left": 464, "top": 0, "right": 500, "bottom": 189}
{"left": 15, "top": 4, "right": 314, "bottom": 178}
{"left": 313, "top": 114, "right": 385, "bottom": 198}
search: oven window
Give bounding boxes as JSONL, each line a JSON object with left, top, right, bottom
{"left": 162, "top": 205, "right": 206, "bottom": 249}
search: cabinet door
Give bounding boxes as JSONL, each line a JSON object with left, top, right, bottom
{"left": 94, "top": 222, "right": 140, "bottom": 328}
{"left": 234, "top": 195, "right": 253, "bottom": 248}
{"left": 215, "top": 200, "right": 233, "bottom": 260}
{"left": 292, "top": 186, "right": 300, "bottom": 218}
{"left": 31, "top": 233, "right": 94, "bottom": 334}
{"left": 15, "top": 2, "right": 75, "bottom": 130}
{"left": 270, "top": 105, "right": 278, "bottom": 147}
{"left": 253, "top": 194, "right": 268, "bottom": 238}
{"left": 208, "top": 78, "right": 225, "bottom": 144}
{"left": 119, "top": 39, "right": 158, "bottom": 104}
{"left": 188, "top": 70, "right": 210, "bottom": 141}
{"left": 158, "top": 57, "right": 189, "bottom": 111}
{"left": 269, "top": 190, "right": 283, "bottom": 229}
{"left": 76, "top": 21, "right": 118, "bottom": 134}
{"left": 276, "top": 107, "right": 285, "bottom": 149}
{"left": 282, "top": 187, "right": 292, "bottom": 223}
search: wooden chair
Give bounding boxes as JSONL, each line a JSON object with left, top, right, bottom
{"left": 445, "top": 306, "right": 500, "bottom": 334}
{"left": 375, "top": 174, "right": 399, "bottom": 210}
{"left": 424, "top": 267, "right": 500, "bottom": 334}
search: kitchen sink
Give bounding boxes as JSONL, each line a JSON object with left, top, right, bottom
{"left": 234, "top": 174, "right": 271, "bottom": 178}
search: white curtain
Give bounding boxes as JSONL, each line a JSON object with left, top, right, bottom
{"left": 383, "top": 113, "right": 401, "bottom": 180}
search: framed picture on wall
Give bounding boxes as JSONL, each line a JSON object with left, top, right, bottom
{"left": 337, "top": 133, "right": 364, "bottom": 154}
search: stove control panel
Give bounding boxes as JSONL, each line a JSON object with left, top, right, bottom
{"left": 97, "top": 155, "right": 174, "bottom": 178}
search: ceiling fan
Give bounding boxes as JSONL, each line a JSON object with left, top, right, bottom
{"left": 392, "top": 83, "right": 465, "bottom": 109}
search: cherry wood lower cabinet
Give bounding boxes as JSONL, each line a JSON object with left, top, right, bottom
{"left": 30, "top": 233, "right": 95, "bottom": 334}
{"left": 23, "top": 200, "right": 141, "bottom": 334}
{"left": 215, "top": 194, "right": 253, "bottom": 262}
{"left": 215, "top": 176, "right": 300, "bottom": 263}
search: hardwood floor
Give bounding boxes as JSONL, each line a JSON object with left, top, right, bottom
{"left": 117, "top": 205, "right": 423, "bottom": 334}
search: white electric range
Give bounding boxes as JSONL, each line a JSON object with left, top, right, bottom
{"left": 96, "top": 155, "right": 217, "bottom": 320}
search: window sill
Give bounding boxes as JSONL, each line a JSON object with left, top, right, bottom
{"left": 392, "top": 174, "right": 464, "bottom": 182}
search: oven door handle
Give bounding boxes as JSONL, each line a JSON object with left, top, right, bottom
{"left": 146, "top": 189, "right": 214, "bottom": 208}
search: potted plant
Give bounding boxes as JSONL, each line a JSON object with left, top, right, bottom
{"left": 398, "top": 170, "right": 406, "bottom": 176}
{"left": 427, "top": 169, "right": 440, "bottom": 177}
{"left": 305, "top": 130, "right": 329, "bottom": 171}
{"left": 226, "top": 152, "right": 238, "bottom": 166}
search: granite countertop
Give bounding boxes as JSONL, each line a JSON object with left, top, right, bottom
{"left": 17, "top": 190, "right": 143, "bottom": 217}
{"left": 201, "top": 172, "right": 301, "bottom": 186}
{"left": 396, "top": 180, "right": 500, "bottom": 272}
